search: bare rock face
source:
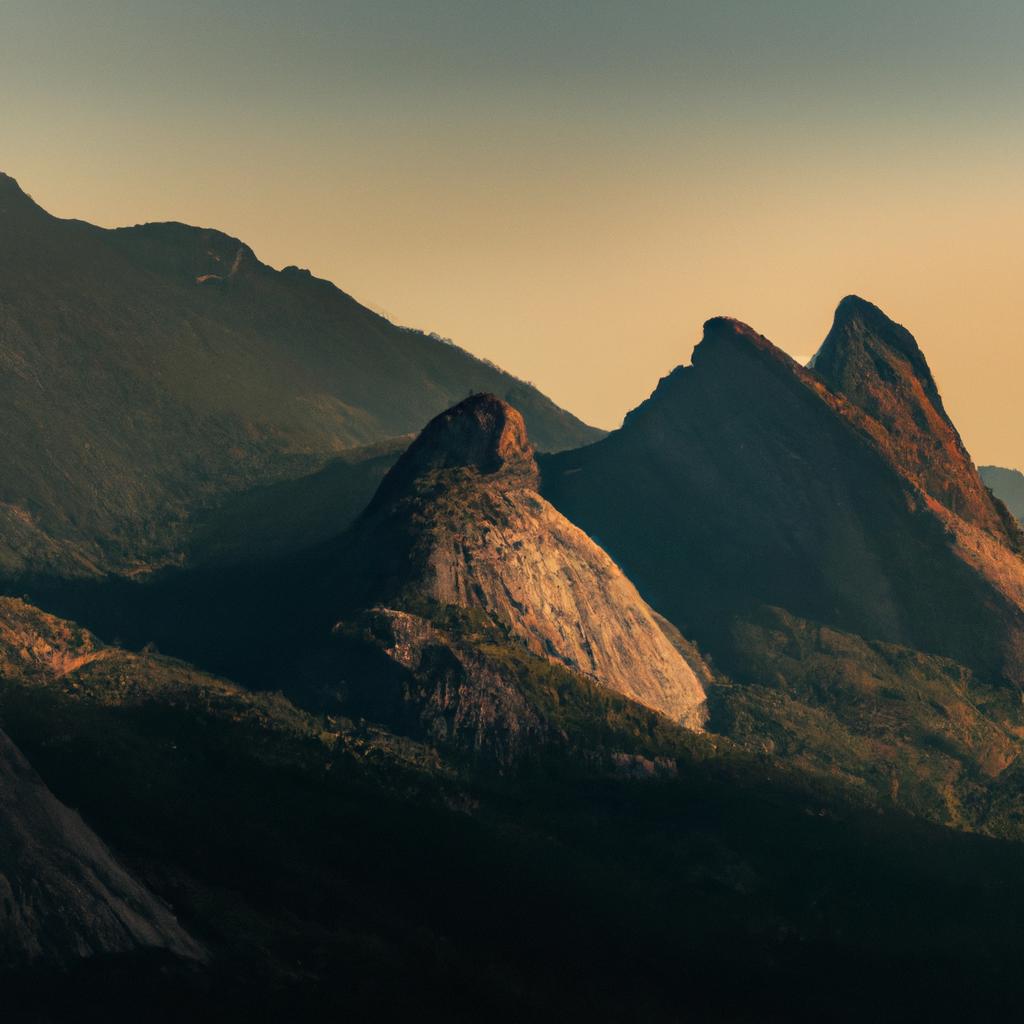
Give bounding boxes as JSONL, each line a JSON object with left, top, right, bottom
{"left": 349, "top": 608, "right": 551, "bottom": 766}
{"left": 0, "top": 729, "right": 204, "bottom": 967}
{"left": 812, "top": 295, "right": 1021, "bottom": 547}
{"left": 351, "top": 394, "right": 708, "bottom": 727}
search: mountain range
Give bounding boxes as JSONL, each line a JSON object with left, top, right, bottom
{"left": 4, "top": 175, "right": 1024, "bottom": 1021}
{"left": 0, "top": 173, "right": 599, "bottom": 579}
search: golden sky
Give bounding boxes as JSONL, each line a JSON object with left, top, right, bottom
{"left": 3, "top": 1, "right": 1023, "bottom": 464}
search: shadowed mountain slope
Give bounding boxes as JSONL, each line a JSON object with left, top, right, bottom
{"left": 0, "top": 172, "right": 599, "bottom": 578}
{"left": 541, "top": 303, "right": 1024, "bottom": 689}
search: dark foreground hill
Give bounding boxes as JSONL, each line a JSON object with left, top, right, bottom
{"left": 3, "top": 596, "right": 1024, "bottom": 1022}
{"left": 0, "top": 724, "right": 202, "bottom": 968}
{"left": 0, "top": 172, "right": 599, "bottom": 579}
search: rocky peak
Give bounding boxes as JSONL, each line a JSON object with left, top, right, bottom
{"left": 622, "top": 315, "right": 806, "bottom": 435}
{"left": 813, "top": 295, "right": 950, "bottom": 425}
{"left": 372, "top": 394, "right": 538, "bottom": 507}
{"left": 811, "top": 296, "right": 1019, "bottom": 545}
{"left": 348, "top": 396, "right": 709, "bottom": 727}
{"left": 694, "top": 316, "right": 781, "bottom": 362}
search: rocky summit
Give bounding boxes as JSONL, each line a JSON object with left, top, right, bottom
{"left": 341, "top": 393, "right": 710, "bottom": 728}
{"left": 542, "top": 301, "right": 1024, "bottom": 689}
{"left": 812, "top": 295, "right": 1021, "bottom": 547}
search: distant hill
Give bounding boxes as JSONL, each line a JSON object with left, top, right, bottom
{"left": 981, "top": 465, "right": 1024, "bottom": 524}
{"left": 0, "top": 173, "right": 600, "bottom": 578}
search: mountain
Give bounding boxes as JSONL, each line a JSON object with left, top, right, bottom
{"left": 811, "top": 296, "right": 1021, "bottom": 545}
{"left": 327, "top": 394, "right": 709, "bottom": 728}
{"left": 541, "top": 299, "right": 1024, "bottom": 689}
{"left": 981, "top": 465, "right": 1024, "bottom": 524}
{"left": 538, "top": 299, "right": 1024, "bottom": 831}
{"left": 7, "top": 374, "right": 1024, "bottom": 1017}
{"left": 19, "top": 395, "right": 709, "bottom": 774}
{"left": 0, "top": 172, "right": 600, "bottom": 579}
{"left": 0, "top": 723, "right": 202, "bottom": 968}
{"left": 183, "top": 435, "right": 411, "bottom": 567}
{"left": 6, "top": 581, "right": 1024, "bottom": 1021}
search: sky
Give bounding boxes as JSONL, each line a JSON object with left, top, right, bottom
{"left": 2, "top": 0, "right": 1023, "bottom": 464}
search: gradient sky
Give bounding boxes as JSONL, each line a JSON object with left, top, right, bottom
{"left": 2, "top": 1, "right": 1022, "bottom": 464}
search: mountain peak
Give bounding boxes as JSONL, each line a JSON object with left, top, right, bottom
{"left": 693, "top": 316, "right": 798, "bottom": 371}
{"left": 347, "top": 395, "right": 709, "bottom": 727}
{"left": 381, "top": 393, "right": 537, "bottom": 493}
{"left": 822, "top": 295, "right": 934, "bottom": 389}
{"left": 0, "top": 172, "right": 47, "bottom": 218}
{"left": 813, "top": 296, "right": 1019, "bottom": 544}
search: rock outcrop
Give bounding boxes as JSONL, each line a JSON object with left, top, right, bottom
{"left": 342, "top": 394, "right": 709, "bottom": 727}
{"left": 812, "top": 295, "right": 1021, "bottom": 547}
{"left": 0, "top": 728, "right": 203, "bottom": 967}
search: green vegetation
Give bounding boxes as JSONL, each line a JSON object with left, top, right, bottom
{"left": 715, "top": 604, "right": 1024, "bottom": 836}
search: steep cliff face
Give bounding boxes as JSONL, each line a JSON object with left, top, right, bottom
{"left": 541, "top": 304, "right": 1024, "bottom": 688}
{"left": 0, "top": 727, "right": 203, "bottom": 967}
{"left": 812, "top": 296, "right": 1021, "bottom": 547}
{"left": 343, "top": 394, "right": 709, "bottom": 727}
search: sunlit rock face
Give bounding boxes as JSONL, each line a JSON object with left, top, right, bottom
{"left": 347, "top": 394, "right": 709, "bottom": 727}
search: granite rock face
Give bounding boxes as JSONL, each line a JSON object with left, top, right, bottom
{"left": 0, "top": 728, "right": 204, "bottom": 967}
{"left": 346, "top": 394, "right": 709, "bottom": 727}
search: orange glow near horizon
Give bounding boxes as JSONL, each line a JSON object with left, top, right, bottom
{"left": 3, "top": 1, "right": 1023, "bottom": 465}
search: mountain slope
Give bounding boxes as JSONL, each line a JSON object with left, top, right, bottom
{"left": 326, "top": 394, "right": 709, "bottom": 728}
{"left": 541, "top": 302, "right": 1024, "bottom": 689}
{"left": 0, "top": 172, "right": 600, "bottom": 578}
{"left": 981, "top": 465, "right": 1024, "bottom": 524}
{"left": 812, "top": 295, "right": 1020, "bottom": 546}
{"left": 8, "top": 589, "right": 1024, "bottom": 1021}
{"left": 0, "top": 723, "right": 202, "bottom": 968}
